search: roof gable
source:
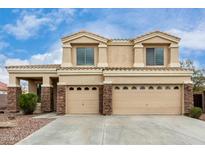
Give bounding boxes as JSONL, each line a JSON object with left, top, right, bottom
{"left": 134, "top": 31, "right": 180, "bottom": 44}
{"left": 61, "top": 31, "right": 109, "bottom": 44}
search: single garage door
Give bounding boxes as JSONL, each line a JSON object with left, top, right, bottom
{"left": 113, "top": 85, "right": 182, "bottom": 115}
{"left": 66, "top": 86, "right": 99, "bottom": 114}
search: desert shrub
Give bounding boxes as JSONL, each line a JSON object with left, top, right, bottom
{"left": 189, "top": 107, "right": 203, "bottom": 119}
{"left": 19, "top": 93, "right": 38, "bottom": 114}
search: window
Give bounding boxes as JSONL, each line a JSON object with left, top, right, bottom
{"left": 84, "top": 87, "right": 89, "bottom": 90}
{"left": 148, "top": 86, "right": 154, "bottom": 90}
{"left": 131, "top": 86, "right": 137, "bottom": 90}
{"left": 115, "top": 86, "right": 120, "bottom": 90}
{"left": 69, "top": 87, "right": 74, "bottom": 90}
{"left": 77, "top": 87, "right": 82, "bottom": 90}
{"left": 92, "top": 87, "right": 97, "bottom": 90}
{"left": 157, "top": 86, "right": 162, "bottom": 90}
{"left": 77, "top": 47, "right": 94, "bottom": 65}
{"left": 165, "top": 86, "right": 171, "bottom": 90}
{"left": 140, "top": 86, "right": 145, "bottom": 90}
{"left": 123, "top": 86, "right": 128, "bottom": 90}
{"left": 174, "top": 86, "right": 179, "bottom": 90}
{"left": 146, "top": 48, "right": 164, "bottom": 66}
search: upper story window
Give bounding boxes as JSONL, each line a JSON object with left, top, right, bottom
{"left": 77, "top": 47, "right": 94, "bottom": 65}
{"left": 146, "top": 48, "right": 164, "bottom": 66}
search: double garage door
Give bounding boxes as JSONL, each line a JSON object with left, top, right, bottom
{"left": 66, "top": 85, "right": 182, "bottom": 115}
{"left": 113, "top": 85, "right": 182, "bottom": 115}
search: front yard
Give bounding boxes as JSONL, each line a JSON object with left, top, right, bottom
{"left": 0, "top": 113, "right": 54, "bottom": 145}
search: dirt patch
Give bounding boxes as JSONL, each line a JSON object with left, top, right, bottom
{"left": 0, "top": 114, "right": 54, "bottom": 145}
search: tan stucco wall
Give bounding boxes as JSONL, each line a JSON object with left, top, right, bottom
{"left": 61, "top": 32, "right": 180, "bottom": 68}
{"left": 104, "top": 76, "right": 191, "bottom": 84}
{"left": 59, "top": 75, "right": 103, "bottom": 85}
{"left": 108, "top": 45, "right": 134, "bottom": 67}
{"left": 8, "top": 73, "right": 57, "bottom": 87}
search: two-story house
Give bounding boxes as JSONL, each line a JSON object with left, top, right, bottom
{"left": 6, "top": 31, "right": 193, "bottom": 115}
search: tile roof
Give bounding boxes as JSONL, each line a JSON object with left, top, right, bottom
{"left": 134, "top": 31, "right": 181, "bottom": 40}
{"left": 61, "top": 30, "right": 109, "bottom": 41}
{"left": 61, "top": 30, "right": 180, "bottom": 42}
{"left": 6, "top": 64, "right": 192, "bottom": 72}
{"left": 59, "top": 66, "right": 192, "bottom": 71}
{"left": 6, "top": 64, "right": 61, "bottom": 69}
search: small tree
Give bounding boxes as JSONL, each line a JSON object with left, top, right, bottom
{"left": 180, "top": 59, "right": 205, "bottom": 92}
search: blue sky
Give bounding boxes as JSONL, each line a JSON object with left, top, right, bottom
{"left": 0, "top": 8, "right": 205, "bottom": 83}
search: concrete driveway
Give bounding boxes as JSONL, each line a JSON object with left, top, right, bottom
{"left": 17, "top": 115, "right": 205, "bottom": 145}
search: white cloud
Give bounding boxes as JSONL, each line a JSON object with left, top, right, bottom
{"left": 72, "top": 20, "right": 128, "bottom": 38}
{"left": 0, "top": 42, "right": 62, "bottom": 84}
{"left": 4, "top": 15, "right": 50, "bottom": 39}
{"left": 167, "top": 23, "right": 205, "bottom": 50}
{"left": 3, "top": 9, "right": 76, "bottom": 40}
{"left": 0, "top": 67, "right": 8, "bottom": 84}
{"left": 30, "top": 42, "right": 62, "bottom": 64}
{"left": 5, "top": 58, "right": 29, "bottom": 66}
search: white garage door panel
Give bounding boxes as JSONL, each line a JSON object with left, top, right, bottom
{"left": 113, "top": 85, "right": 181, "bottom": 115}
{"left": 66, "top": 86, "right": 99, "bottom": 114}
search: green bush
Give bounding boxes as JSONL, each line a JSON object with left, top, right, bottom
{"left": 19, "top": 93, "right": 38, "bottom": 114}
{"left": 189, "top": 107, "right": 203, "bottom": 119}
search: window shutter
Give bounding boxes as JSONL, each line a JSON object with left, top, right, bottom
{"left": 146, "top": 48, "right": 154, "bottom": 65}
{"left": 155, "top": 48, "right": 164, "bottom": 65}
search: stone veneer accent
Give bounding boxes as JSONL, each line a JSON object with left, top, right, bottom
{"left": 41, "top": 87, "right": 52, "bottom": 112}
{"left": 7, "top": 87, "right": 22, "bottom": 112}
{"left": 184, "top": 84, "right": 193, "bottom": 113}
{"left": 99, "top": 86, "right": 103, "bottom": 114}
{"left": 103, "top": 84, "right": 112, "bottom": 115}
{"left": 53, "top": 81, "right": 57, "bottom": 112}
{"left": 57, "top": 85, "right": 66, "bottom": 114}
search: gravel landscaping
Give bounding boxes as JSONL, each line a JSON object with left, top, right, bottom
{"left": 0, "top": 114, "right": 54, "bottom": 145}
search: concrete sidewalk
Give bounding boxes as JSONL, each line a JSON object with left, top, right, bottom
{"left": 17, "top": 115, "right": 205, "bottom": 145}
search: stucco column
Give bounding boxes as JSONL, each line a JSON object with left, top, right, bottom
{"left": 41, "top": 75, "right": 53, "bottom": 112}
{"left": 28, "top": 80, "right": 37, "bottom": 94}
{"left": 7, "top": 76, "right": 21, "bottom": 112}
{"left": 61, "top": 44, "right": 73, "bottom": 67}
{"left": 184, "top": 83, "right": 193, "bottom": 114}
{"left": 97, "top": 43, "right": 108, "bottom": 67}
{"left": 103, "top": 81, "right": 112, "bottom": 115}
{"left": 57, "top": 84, "right": 66, "bottom": 114}
{"left": 169, "top": 43, "right": 180, "bottom": 67}
{"left": 133, "top": 43, "right": 144, "bottom": 67}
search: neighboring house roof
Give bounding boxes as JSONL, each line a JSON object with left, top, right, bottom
{"left": 0, "top": 81, "right": 7, "bottom": 91}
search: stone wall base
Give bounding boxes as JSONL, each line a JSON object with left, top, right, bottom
{"left": 99, "top": 85, "right": 103, "bottom": 114}
{"left": 184, "top": 84, "right": 193, "bottom": 114}
{"left": 7, "top": 87, "right": 22, "bottom": 112}
{"left": 102, "top": 84, "right": 112, "bottom": 115}
{"left": 41, "top": 87, "right": 53, "bottom": 112}
{"left": 57, "top": 85, "right": 66, "bottom": 114}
